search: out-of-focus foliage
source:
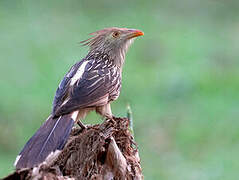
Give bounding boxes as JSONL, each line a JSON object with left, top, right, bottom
{"left": 0, "top": 0, "right": 239, "bottom": 179}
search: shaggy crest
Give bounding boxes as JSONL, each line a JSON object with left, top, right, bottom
{"left": 80, "top": 27, "right": 127, "bottom": 47}
{"left": 80, "top": 27, "right": 144, "bottom": 67}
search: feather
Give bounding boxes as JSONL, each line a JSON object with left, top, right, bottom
{"left": 53, "top": 53, "right": 121, "bottom": 117}
{"left": 52, "top": 60, "right": 84, "bottom": 115}
{"left": 15, "top": 114, "right": 74, "bottom": 169}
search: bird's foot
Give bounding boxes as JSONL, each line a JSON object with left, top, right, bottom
{"left": 77, "top": 121, "right": 87, "bottom": 130}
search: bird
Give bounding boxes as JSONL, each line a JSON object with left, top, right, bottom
{"left": 14, "top": 27, "right": 144, "bottom": 169}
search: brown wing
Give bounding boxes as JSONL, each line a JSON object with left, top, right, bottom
{"left": 52, "top": 60, "right": 84, "bottom": 115}
{"left": 53, "top": 57, "right": 121, "bottom": 117}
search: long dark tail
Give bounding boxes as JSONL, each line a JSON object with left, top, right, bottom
{"left": 14, "top": 114, "right": 74, "bottom": 169}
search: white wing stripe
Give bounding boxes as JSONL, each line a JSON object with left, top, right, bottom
{"left": 14, "top": 155, "right": 21, "bottom": 167}
{"left": 70, "top": 61, "right": 88, "bottom": 86}
{"left": 71, "top": 111, "right": 79, "bottom": 122}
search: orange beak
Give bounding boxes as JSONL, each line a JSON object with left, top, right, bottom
{"left": 127, "top": 29, "right": 144, "bottom": 39}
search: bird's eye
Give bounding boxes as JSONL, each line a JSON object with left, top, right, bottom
{"left": 112, "top": 31, "right": 120, "bottom": 38}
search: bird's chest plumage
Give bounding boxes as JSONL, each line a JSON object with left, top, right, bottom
{"left": 84, "top": 53, "right": 122, "bottom": 102}
{"left": 52, "top": 52, "right": 122, "bottom": 116}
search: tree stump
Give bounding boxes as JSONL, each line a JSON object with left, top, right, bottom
{"left": 3, "top": 117, "right": 143, "bottom": 180}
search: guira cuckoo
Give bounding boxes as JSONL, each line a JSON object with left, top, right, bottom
{"left": 14, "top": 27, "right": 144, "bottom": 169}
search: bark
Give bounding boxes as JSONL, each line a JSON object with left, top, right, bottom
{"left": 3, "top": 117, "right": 143, "bottom": 180}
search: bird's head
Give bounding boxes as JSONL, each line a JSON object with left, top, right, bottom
{"left": 81, "top": 27, "right": 144, "bottom": 67}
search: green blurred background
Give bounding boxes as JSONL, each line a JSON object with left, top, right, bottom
{"left": 0, "top": 0, "right": 239, "bottom": 179}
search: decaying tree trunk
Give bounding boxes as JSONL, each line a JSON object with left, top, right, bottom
{"left": 3, "top": 117, "right": 143, "bottom": 180}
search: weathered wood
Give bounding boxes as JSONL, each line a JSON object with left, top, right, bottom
{"left": 3, "top": 117, "right": 143, "bottom": 180}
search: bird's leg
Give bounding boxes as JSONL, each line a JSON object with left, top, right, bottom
{"left": 96, "top": 103, "right": 113, "bottom": 119}
{"left": 75, "top": 109, "right": 91, "bottom": 129}
{"left": 77, "top": 121, "right": 86, "bottom": 129}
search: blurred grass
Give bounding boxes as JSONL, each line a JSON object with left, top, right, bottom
{"left": 0, "top": 0, "right": 239, "bottom": 179}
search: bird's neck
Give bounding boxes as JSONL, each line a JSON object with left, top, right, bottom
{"left": 88, "top": 39, "right": 134, "bottom": 70}
{"left": 88, "top": 49, "right": 126, "bottom": 70}
{"left": 110, "top": 38, "right": 134, "bottom": 69}
{"left": 109, "top": 48, "right": 126, "bottom": 69}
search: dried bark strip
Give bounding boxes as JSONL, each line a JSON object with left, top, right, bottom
{"left": 3, "top": 117, "right": 143, "bottom": 180}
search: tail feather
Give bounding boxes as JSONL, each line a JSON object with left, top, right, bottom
{"left": 15, "top": 114, "right": 74, "bottom": 169}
